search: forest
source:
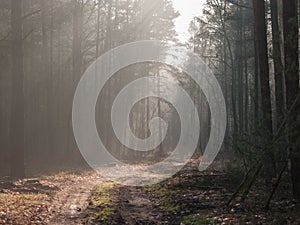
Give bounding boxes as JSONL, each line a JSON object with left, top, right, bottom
{"left": 0, "top": 0, "right": 299, "bottom": 224}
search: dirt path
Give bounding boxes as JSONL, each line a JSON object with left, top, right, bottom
{"left": 47, "top": 164, "right": 170, "bottom": 225}
{"left": 2, "top": 161, "right": 299, "bottom": 224}
{"left": 116, "top": 186, "right": 169, "bottom": 225}
{"left": 49, "top": 172, "right": 104, "bottom": 225}
{"left": 87, "top": 161, "right": 207, "bottom": 225}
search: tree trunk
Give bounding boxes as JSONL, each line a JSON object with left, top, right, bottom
{"left": 10, "top": 0, "right": 25, "bottom": 178}
{"left": 252, "top": 0, "right": 272, "bottom": 132}
{"left": 157, "top": 65, "right": 163, "bottom": 157}
{"left": 72, "top": 0, "right": 83, "bottom": 83}
{"left": 236, "top": 7, "right": 244, "bottom": 133}
{"left": 253, "top": 39, "right": 260, "bottom": 127}
{"left": 252, "top": 0, "right": 274, "bottom": 183}
{"left": 270, "top": 0, "right": 285, "bottom": 127}
{"left": 96, "top": 0, "right": 101, "bottom": 57}
{"left": 47, "top": 1, "right": 54, "bottom": 155}
{"left": 283, "top": 0, "right": 300, "bottom": 201}
{"left": 68, "top": 0, "right": 83, "bottom": 162}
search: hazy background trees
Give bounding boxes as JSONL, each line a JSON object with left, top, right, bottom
{"left": 0, "top": 0, "right": 181, "bottom": 175}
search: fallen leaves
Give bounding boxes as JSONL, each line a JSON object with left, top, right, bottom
{"left": 0, "top": 172, "right": 89, "bottom": 225}
{"left": 0, "top": 192, "right": 50, "bottom": 224}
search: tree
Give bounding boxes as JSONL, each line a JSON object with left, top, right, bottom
{"left": 72, "top": 0, "right": 83, "bottom": 84}
{"left": 270, "top": 0, "right": 284, "bottom": 126}
{"left": 252, "top": 0, "right": 272, "bottom": 133}
{"left": 252, "top": 0, "right": 275, "bottom": 183}
{"left": 283, "top": 0, "right": 300, "bottom": 201}
{"left": 10, "top": 0, "right": 25, "bottom": 178}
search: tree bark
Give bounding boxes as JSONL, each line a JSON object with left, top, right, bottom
{"left": 10, "top": 0, "right": 25, "bottom": 178}
{"left": 96, "top": 0, "right": 101, "bottom": 57}
{"left": 270, "top": 0, "right": 285, "bottom": 126}
{"left": 252, "top": 0, "right": 274, "bottom": 183}
{"left": 72, "top": 0, "right": 83, "bottom": 83}
{"left": 283, "top": 0, "right": 300, "bottom": 201}
{"left": 252, "top": 0, "right": 272, "bottom": 133}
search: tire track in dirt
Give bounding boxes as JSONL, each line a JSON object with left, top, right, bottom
{"left": 116, "top": 186, "right": 171, "bottom": 225}
{"left": 49, "top": 172, "right": 104, "bottom": 225}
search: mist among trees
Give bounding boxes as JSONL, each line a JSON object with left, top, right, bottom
{"left": 0, "top": 0, "right": 300, "bottom": 224}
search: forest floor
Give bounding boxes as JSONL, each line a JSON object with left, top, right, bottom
{"left": 0, "top": 160, "right": 299, "bottom": 225}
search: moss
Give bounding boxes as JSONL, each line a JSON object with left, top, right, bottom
{"left": 92, "top": 181, "right": 116, "bottom": 221}
{"left": 94, "top": 207, "right": 115, "bottom": 221}
{"left": 143, "top": 184, "right": 179, "bottom": 212}
{"left": 182, "top": 213, "right": 215, "bottom": 225}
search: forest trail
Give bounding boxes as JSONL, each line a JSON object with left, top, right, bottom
{"left": 116, "top": 185, "right": 169, "bottom": 224}
{"left": 1, "top": 161, "right": 299, "bottom": 224}
{"left": 47, "top": 163, "right": 173, "bottom": 225}
{"left": 47, "top": 162, "right": 189, "bottom": 225}
{"left": 48, "top": 172, "right": 103, "bottom": 225}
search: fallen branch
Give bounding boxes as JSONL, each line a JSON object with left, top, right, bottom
{"left": 227, "top": 164, "right": 256, "bottom": 206}
{"left": 264, "top": 150, "right": 290, "bottom": 209}
{"left": 241, "top": 164, "right": 263, "bottom": 202}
